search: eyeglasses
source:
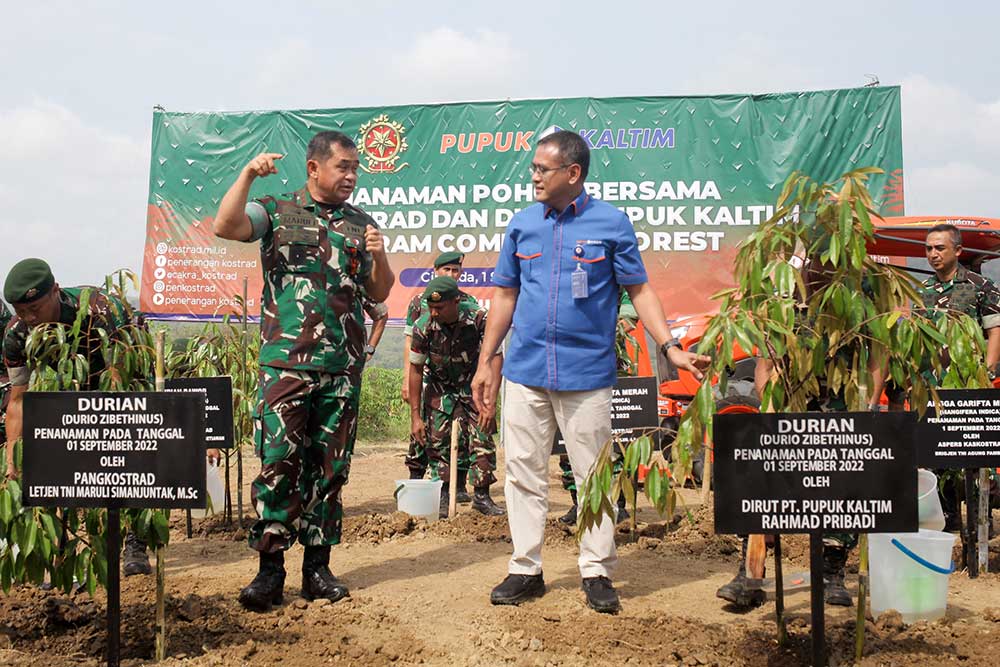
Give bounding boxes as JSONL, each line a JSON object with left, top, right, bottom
{"left": 528, "top": 163, "right": 571, "bottom": 177}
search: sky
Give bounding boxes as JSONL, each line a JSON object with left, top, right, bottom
{"left": 1, "top": 0, "right": 998, "bottom": 290}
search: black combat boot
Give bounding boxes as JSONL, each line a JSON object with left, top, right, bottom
{"left": 715, "top": 536, "right": 766, "bottom": 608}
{"left": 823, "top": 545, "right": 853, "bottom": 606}
{"left": 409, "top": 469, "right": 424, "bottom": 480}
{"left": 239, "top": 551, "right": 286, "bottom": 612}
{"left": 455, "top": 483, "right": 472, "bottom": 504}
{"left": 301, "top": 545, "right": 350, "bottom": 603}
{"left": 559, "top": 490, "right": 578, "bottom": 525}
{"left": 615, "top": 494, "right": 630, "bottom": 524}
{"left": 123, "top": 532, "right": 152, "bottom": 576}
{"left": 471, "top": 486, "right": 506, "bottom": 516}
{"left": 439, "top": 484, "right": 451, "bottom": 518}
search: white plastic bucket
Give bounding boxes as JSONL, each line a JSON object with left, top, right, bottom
{"left": 917, "top": 469, "right": 945, "bottom": 531}
{"left": 191, "top": 461, "right": 225, "bottom": 519}
{"left": 394, "top": 479, "right": 443, "bottom": 522}
{"left": 869, "top": 529, "right": 956, "bottom": 623}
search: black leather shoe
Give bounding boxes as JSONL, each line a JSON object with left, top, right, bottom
{"left": 558, "top": 505, "right": 578, "bottom": 525}
{"left": 239, "top": 551, "right": 286, "bottom": 612}
{"left": 301, "top": 546, "right": 350, "bottom": 603}
{"left": 582, "top": 576, "right": 620, "bottom": 614}
{"left": 123, "top": 533, "right": 152, "bottom": 576}
{"left": 471, "top": 487, "right": 506, "bottom": 516}
{"left": 490, "top": 573, "right": 545, "bottom": 605}
{"left": 455, "top": 486, "right": 472, "bottom": 504}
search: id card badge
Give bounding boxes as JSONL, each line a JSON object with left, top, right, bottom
{"left": 572, "top": 264, "right": 588, "bottom": 299}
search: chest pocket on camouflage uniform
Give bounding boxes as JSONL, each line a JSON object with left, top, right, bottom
{"left": 274, "top": 211, "right": 322, "bottom": 274}
{"left": 949, "top": 283, "right": 980, "bottom": 318}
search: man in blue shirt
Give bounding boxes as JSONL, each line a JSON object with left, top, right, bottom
{"left": 472, "top": 130, "right": 709, "bottom": 613}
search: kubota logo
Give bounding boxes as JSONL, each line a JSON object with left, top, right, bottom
{"left": 358, "top": 114, "right": 409, "bottom": 174}
{"left": 440, "top": 131, "right": 534, "bottom": 154}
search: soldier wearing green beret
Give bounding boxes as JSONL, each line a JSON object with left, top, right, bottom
{"left": 401, "top": 251, "right": 478, "bottom": 498}
{"left": 214, "top": 131, "right": 394, "bottom": 612}
{"left": 2, "top": 258, "right": 154, "bottom": 576}
{"left": 408, "top": 276, "right": 505, "bottom": 516}
{"left": 0, "top": 300, "right": 11, "bottom": 448}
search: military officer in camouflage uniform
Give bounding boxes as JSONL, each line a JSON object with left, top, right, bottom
{"left": 214, "top": 131, "right": 394, "bottom": 612}
{"left": 2, "top": 259, "right": 154, "bottom": 576}
{"left": 408, "top": 277, "right": 504, "bottom": 517}
{"left": 401, "top": 251, "right": 471, "bottom": 487}
{"left": 0, "top": 300, "right": 11, "bottom": 448}
{"left": 920, "top": 223, "right": 1000, "bottom": 532}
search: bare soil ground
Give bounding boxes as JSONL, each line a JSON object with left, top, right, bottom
{"left": 3, "top": 442, "right": 1000, "bottom": 667}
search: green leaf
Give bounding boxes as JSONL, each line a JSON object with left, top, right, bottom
{"left": 152, "top": 511, "right": 170, "bottom": 546}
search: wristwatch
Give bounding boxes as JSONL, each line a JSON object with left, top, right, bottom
{"left": 661, "top": 338, "right": 683, "bottom": 356}
{"left": 365, "top": 344, "right": 376, "bottom": 356}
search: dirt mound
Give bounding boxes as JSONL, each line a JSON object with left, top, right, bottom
{"left": 189, "top": 512, "right": 255, "bottom": 542}
{"left": 428, "top": 511, "right": 511, "bottom": 542}
{"left": 0, "top": 584, "right": 426, "bottom": 667}
{"left": 343, "top": 511, "right": 422, "bottom": 544}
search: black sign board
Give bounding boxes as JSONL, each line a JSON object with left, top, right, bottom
{"left": 553, "top": 376, "right": 659, "bottom": 454}
{"left": 714, "top": 411, "right": 917, "bottom": 535}
{"left": 164, "top": 376, "right": 235, "bottom": 449}
{"left": 21, "top": 392, "right": 206, "bottom": 509}
{"left": 916, "top": 388, "right": 1000, "bottom": 468}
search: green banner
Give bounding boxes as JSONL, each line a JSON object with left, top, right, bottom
{"left": 140, "top": 87, "right": 903, "bottom": 322}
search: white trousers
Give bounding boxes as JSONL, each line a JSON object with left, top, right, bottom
{"left": 503, "top": 381, "right": 617, "bottom": 578}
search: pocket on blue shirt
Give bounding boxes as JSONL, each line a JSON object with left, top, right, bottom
{"left": 573, "top": 242, "right": 611, "bottom": 284}
{"left": 515, "top": 246, "right": 542, "bottom": 280}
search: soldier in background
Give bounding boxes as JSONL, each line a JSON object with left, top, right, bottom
{"left": 2, "top": 259, "right": 153, "bottom": 577}
{"left": 0, "top": 300, "right": 12, "bottom": 461}
{"left": 401, "top": 252, "right": 475, "bottom": 501}
{"left": 919, "top": 223, "right": 1000, "bottom": 533}
{"left": 408, "top": 277, "right": 504, "bottom": 516}
{"left": 214, "top": 131, "right": 394, "bottom": 612}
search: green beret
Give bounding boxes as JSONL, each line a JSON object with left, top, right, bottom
{"left": 4, "top": 258, "right": 55, "bottom": 304}
{"left": 423, "top": 276, "right": 460, "bottom": 303}
{"left": 433, "top": 251, "right": 464, "bottom": 268}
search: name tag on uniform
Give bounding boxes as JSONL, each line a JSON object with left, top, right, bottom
{"left": 336, "top": 207, "right": 369, "bottom": 246}
{"left": 280, "top": 211, "right": 315, "bottom": 228}
{"left": 572, "top": 265, "right": 588, "bottom": 299}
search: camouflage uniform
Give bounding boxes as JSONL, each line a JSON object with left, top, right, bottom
{"left": 560, "top": 289, "right": 638, "bottom": 492}
{"left": 404, "top": 290, "right": 479, "bottom": 478}
{"left": 248, "top": 187, "right": 374, "bottom": 553}
{"left": 2, "top": 287, "right": 130, "bottom": 391}
{"left": 918, "top": 266, "right": 1000, "bottom": 532}
{"left": 410, "top": 297, "right": 496, "bottom": 488}
{"left": 919, "top": 266, "right": 1000, "bottom": 332}
{"left": 0, "top": 302, "right": 12, "bottom": 443}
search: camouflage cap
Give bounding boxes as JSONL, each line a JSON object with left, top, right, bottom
{"left": 433, "top": 251, "right": 464, "bottom": 268}
{"left": 4, "top": 258, "right": 55, "bottom": 304}
{"left": 423, "top": 276, "right": 460, "bottom": 303}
